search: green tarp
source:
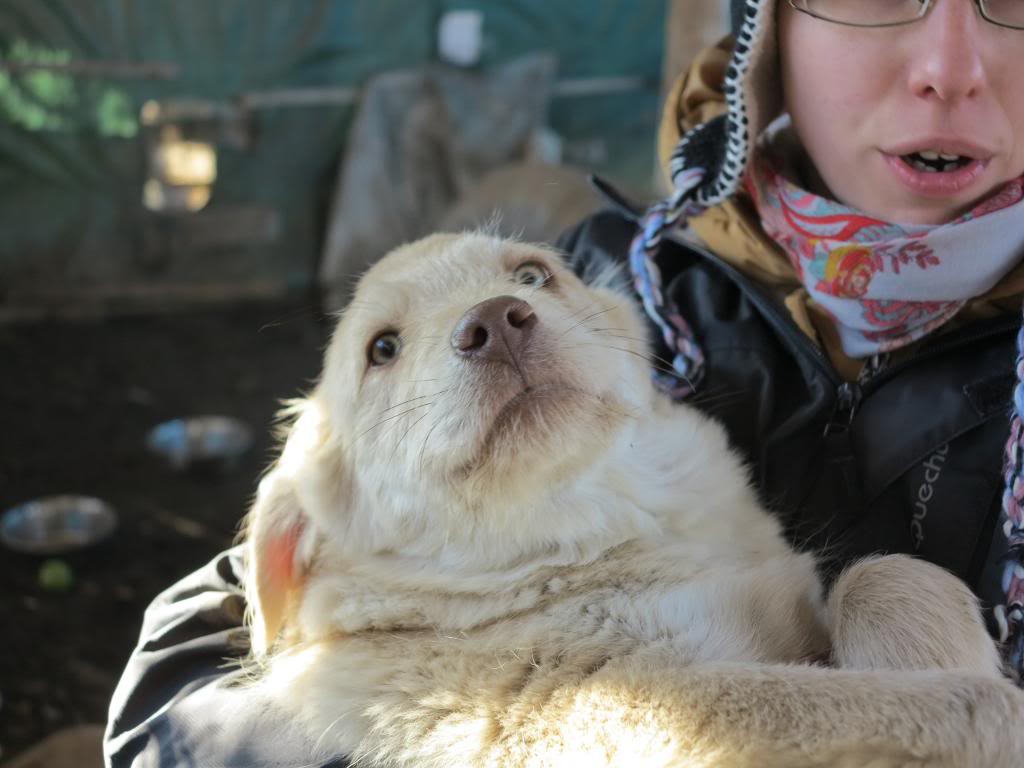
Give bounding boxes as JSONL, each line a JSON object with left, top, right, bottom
{"left": 0, "top": 0, "right": 664, "bottom": 313}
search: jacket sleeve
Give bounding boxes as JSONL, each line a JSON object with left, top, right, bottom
{"left": 103, "top": 546, "right": 348, "bottom": 768}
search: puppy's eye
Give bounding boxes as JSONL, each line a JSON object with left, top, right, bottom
{"left": 513, "top": 261, "right": 552, "bottom": 288}
{"left": 368, "top": 332, "right": 402, "bottom": 366}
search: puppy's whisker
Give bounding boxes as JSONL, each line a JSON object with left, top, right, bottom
{"left": 257, "top": 304, "right": 320, "bottom": 332}
{"left": 576, "top": 306, "right": 618, "bottom": 325}
{"left": 691, "top": 395, "right": 743, "bottom": 411}
{"left": 554, "top": 301, "right": 609, "bottom": 334}
{"left": 614, "top": 344, "right": 682, "bottom": 374}
{"left": 340, "top": 300, "right": 384, "bottom": 313}
{"left": 556, "top": 306, "right": 617, "bottom": 340}
{"left": 690, "top": 388, "right": 745, "bottom": 409}
{"left": 401, "top": 375, "right": 456, "bottom": 385}
{"left": 558, "top": 303, "right": 602, "bottom": 325}
{"left": 418, "top": 405, "right": 455, "bottom": 475}
{"left": 589, "top": 332, "right": 651, "bottom": 345}
{"left": 376, "top": 387, "right": 453, "bottom": 417}
{"left": 389, "top": 408, "right": 434, "bottom": 465}
{"left": 376, "top": 395, "right": 434, "bottom": 418}
{"left": 357, "top": 402, "right": 435, "bottom": 439}
{"left": 311, "top": 713, "right": 349, "bottom": 763}
{"left": 580, "top": 342, "right": 681, "bottom": 378}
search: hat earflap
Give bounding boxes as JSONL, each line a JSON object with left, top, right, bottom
{"left": 626, "top": 117, "right": 732, "bottom": 399}
{"left": 997, "top": 318, "right": 1024, "bottom": 683}
{"left": 627, "top": 0, "right": 779, "bottom": 398}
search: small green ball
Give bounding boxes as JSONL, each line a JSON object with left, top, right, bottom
{"left": 38, "top": 558, "right": 74, "bottom": 591}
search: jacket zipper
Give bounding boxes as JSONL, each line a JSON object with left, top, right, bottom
{"left": 823, "top": 381, "right": 861, "bottom": 437}
{"left": 665, "top": 232, "right": 864, "bottom": 436}
{"left": 833, "top": 316, "right": 1020, "bottom": 431}
{"left": 856, "top": 315, "right": 1021, "bottom": 397}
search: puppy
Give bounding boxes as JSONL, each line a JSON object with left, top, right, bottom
{"left": 244, "top": 232, "right": 1024, "bottom": 767}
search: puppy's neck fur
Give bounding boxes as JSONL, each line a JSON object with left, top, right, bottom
{"left": 293, "top": 399, "right": 776, "bottom": 639}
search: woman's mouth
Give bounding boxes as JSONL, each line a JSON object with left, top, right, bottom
{"left": 901, "top": 151, "right": 973, "bottom": 174}
{"left": 884, "top": 150, "right": 990, "bottom": 197}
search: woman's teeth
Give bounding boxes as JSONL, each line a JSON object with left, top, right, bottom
{"left": 902, "top": 151, "right": 971, "bottom": 173}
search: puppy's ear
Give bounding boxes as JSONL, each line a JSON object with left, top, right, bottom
{"left": 244, "top": 399, "right": 341, "bottom": 656}
{"left": 245, "top": 471, "right": 307, "bottom": 657}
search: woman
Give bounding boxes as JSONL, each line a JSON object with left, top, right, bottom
{"left": 615, "top": 0, "right": 1024, "bottom": 662}
{"left": 104, "top": 1, "right": 1024, "bottom": 765}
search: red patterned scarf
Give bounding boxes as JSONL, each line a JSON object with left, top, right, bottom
{"left": 747, "top": 132, "right": 1024, "bottom": 357}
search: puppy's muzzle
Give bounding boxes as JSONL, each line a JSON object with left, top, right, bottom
{"left": 451, "top": 295, "right": 537, "bottom": 366}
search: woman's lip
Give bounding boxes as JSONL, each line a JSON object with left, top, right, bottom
{"left": 885, "top": 138, "right": 993, "bottom": 159}
{"left": 883, "top": 152, "right": 989, "bottom": 197}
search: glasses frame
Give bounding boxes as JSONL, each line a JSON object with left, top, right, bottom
{"left": 786, "top": 0, "right": 1024, "bottom": 30}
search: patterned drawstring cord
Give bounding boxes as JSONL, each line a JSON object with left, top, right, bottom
{"left": 627, "top": 166, "right": 708, "bottom": 400}
{"left": 996, "top": 314, "right": 1024, "bottom": 685}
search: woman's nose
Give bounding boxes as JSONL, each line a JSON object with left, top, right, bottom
{"left": 906, "top": 0, "right": 988, "bottom": 104}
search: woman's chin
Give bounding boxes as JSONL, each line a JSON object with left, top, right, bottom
{"left": 846, "top": 181, "right": 992, "bottom": 227}
{"left": 872, "top": 202, "right": 970, "bottom": 227}
{"left": 820, "top": 154, "right": 1020, "bottom": 227}
{"left": 863, "top": 158, "right": 1024, "bottom": 226}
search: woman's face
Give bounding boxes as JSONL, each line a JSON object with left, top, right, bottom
{"left": 779, "top": 0, "right": 1024, "bottom": 224}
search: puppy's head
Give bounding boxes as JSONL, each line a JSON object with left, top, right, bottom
{"left": 246, "top": 233, "right": 657, "bottom": 652}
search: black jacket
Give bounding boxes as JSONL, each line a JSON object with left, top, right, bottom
{"left": 105, "top": 207, "right": 1019, "bottom": 767}
{"left": 562, "top": 207, "right": 1017, "bottom": 624}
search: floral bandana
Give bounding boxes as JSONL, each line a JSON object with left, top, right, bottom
{"left": 746, "top": 129, "right": 1024, "bottom": 358}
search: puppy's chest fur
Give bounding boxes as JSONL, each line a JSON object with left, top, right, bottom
{"left": 309, "top": 539, "right": 819, "bottom": 645}
{"left": 264, "top": 537, "right": 825, "bottom": 760}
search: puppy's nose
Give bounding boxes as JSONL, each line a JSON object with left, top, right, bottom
{"left": 451, "top": 296, "right": 537, "bottom": 363}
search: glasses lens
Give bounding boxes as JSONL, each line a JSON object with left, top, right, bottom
{"left": 796, "top": 0, "right": 927, "bottom": 26}
{"left": 982, "top": 0, "right": 1024, "bottom": 28}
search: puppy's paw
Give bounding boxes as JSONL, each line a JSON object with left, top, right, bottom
{"left": 828, "top": 555, "right": 1002, "bottom": 678}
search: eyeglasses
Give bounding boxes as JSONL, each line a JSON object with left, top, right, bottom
{"left": 787, "top": 0, "right": 1024, "bottom": 30}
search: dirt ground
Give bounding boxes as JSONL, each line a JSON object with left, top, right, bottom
{"left": 0, "top": 299, "right": 327, "bottom": 763}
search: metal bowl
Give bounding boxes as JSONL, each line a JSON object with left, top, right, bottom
{"left": 1, "top": 495, "right": 118, "bottom": 555}
{"left": 146, "top": 415, "right": 253, "bottom": 471}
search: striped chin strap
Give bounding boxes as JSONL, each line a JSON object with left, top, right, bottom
{"left": 997, "top": 316, "right": 1024, "bottom": 684}
{"left": 627, "top": 165, "right": 708, "bottom": 400}
{"left": 626, "top": 0, "right": 771, "bottom": 400}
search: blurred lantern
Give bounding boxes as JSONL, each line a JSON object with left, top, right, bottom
{"left": 140, "top": 99, "right": 220, "bottom": 213}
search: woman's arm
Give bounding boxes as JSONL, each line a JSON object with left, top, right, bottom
{"left": 103, "top": 546, "right": 347, "bottom": 768}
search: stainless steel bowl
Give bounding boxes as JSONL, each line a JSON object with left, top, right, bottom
{"left": 146, "top": 415, "right": 253, "bottom": 471}
{"left": 1, "top": 495, "right": 118, "bottom": 555}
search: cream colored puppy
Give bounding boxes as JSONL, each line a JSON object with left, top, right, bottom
{"left": 244, "top": 232, "right": 1024, "bottom": 767}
